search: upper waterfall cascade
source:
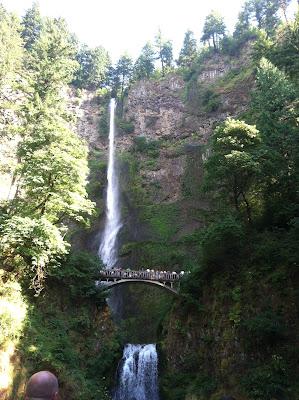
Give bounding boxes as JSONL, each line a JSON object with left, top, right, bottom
{"left": 99, "top": 98, "right": 122, "bottom": 268}
{"left": 114, "top": 344, "right": 159, "bottom": 400}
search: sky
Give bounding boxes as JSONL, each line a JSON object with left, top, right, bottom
{"left": 1, "top": 0, "right": 298, "bottom": 62}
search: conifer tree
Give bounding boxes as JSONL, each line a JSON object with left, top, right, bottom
{"left": 133, "top": 42, "right": 156, "bottom": 80}
{"left": 1, "top": 12, "right": 93, "bottom": 291}
{"left": 154, "top": 29, "right": 173, "bottom": 76}
{"left": 201, "top": 11, "right": 226, "bottom": 51}
{"left": 21, "top": 2, "right": 43, "bottom": 50}
{"left": 112, "top": 54, "right": 133, "bottom": 99}
{"left": 177, "top": 30, "right": 197, "bottom": 68}
{"left": 74, "top": 45, "right": 111, "bottom": 89}
{"left": 0, "top": 6, "right": 23, "bottom": 87}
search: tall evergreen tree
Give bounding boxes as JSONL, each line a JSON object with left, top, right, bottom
{"left": 177, "top": 30, "right": 197, "bottom": 68}
{"left": 112, "top": 54, "right": 133, "bottom": 99}
{"left": 133, "top": 42, "right": 155, "bottom": 80}
{"left": 74, "top": 45, "right": 111, "bottom": 89}
{"left": 154, "top": 29, "right": 173, "bottom": 76}
{"left": 24, "top": 17, "right": 78, "bottom": 99}
{"left": 201, "top": 11, "right": 226, "bottom": 51}
{"left": 21, "top": 2, "right": 43, "bottom": 50}
{"left": 1, "top": 13, "right": 93, "bottom": 291}
{"left": 0, "top": 5, "right": 23, "bottom": 87}
{"left": 251, "top": 58, "right": 298, "bottom": 225}
{"left": 239, "top": 0, "right": 283, "bottom": 36}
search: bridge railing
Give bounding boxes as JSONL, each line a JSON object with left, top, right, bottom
{"left": 99, "top": 269, "right": 180, "bottom": 282}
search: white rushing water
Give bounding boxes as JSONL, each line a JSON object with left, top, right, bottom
{"left": 114, "top": 344, "right": 159, "bottom": 400}
{"left": 99, "top": 98, "right": 122, "bottom": 268}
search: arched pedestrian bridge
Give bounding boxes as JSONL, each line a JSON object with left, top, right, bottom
{"left": 97, "top": 269, "right": 184, "bottom": 295}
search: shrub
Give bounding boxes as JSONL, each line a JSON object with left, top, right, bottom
{"left": 242, "top": 310, "right": 286, "bottom": 346}
{"left": 200, "top": 215, "right": 245, "bottom": 271}
{"left": 242, "top": 356, "right": 289, "bottom": 400}
{"left": 118, "top": 119, "right": 134, "bottom": 134}
{"left": 201, "top": 88, "right": 220, "bottom": 112}
{"left": 133, "top": 136, "right": 160, "bottom": 157}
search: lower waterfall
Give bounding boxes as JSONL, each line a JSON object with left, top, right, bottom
{"left": 114, "top": 344, "right": 159, "bottom": 400}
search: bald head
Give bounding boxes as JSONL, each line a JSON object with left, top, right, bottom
{"left": 25, "top": 371, "right": 58, "bottom": 400}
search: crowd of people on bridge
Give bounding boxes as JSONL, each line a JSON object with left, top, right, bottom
{"left": 100, "top": 268, "right": 186, "bottom": 281}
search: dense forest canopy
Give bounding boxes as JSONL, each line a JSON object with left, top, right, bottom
{"left": 0, "top": 1, "right": 298, "bottom": 400}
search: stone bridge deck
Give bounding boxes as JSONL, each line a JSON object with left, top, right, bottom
{"left": 98, "top": 269, "right": 182, "bottom": 294}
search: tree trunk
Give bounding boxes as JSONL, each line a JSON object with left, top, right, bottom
{"left": 212, "top": 34, "right": 216, "bottom": 52}
{"left": 241, "top": 191, "right": 252, "bottom": 224}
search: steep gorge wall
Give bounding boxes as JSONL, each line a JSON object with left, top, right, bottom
{"left": 114, "top": 46, "right": 253, "bottom": 268}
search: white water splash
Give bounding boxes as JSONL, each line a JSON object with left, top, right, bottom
{"left": 114, "top": 344, "right": 159, "bottom": 400}
{"left": 99, "top": 98, "right": 122, "bottom": 268}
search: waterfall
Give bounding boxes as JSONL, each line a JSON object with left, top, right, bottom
{"left": 114, "top": 344, "right": 159, "bottom": 400}
{"left": 99, "top": 98, "right": 122, "bottom": 268}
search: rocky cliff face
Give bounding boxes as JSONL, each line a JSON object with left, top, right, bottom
{"left": 103, "top": 46, "right": 254, "bottom": 270}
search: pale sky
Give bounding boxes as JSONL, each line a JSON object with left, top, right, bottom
{"left": 1, "top": 0, "right": 298, "bottom": 62}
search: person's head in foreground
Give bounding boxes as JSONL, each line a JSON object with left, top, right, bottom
{"left": 25, "top": 371, "right": 59, "bottom": 400}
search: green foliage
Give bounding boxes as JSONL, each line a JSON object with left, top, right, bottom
{"left": 177, "top": 30, "right": 197, "bottom": 68}
{"left": 188, "top": 373, "right": 217, "bottom": 398}
{"left": 243, "top": 310, "right": 286, "bottom": 346}
{"left": 244, "top": 0, "right": 282, "bottom": 36}
{"left": 141, "top": 203, "right": 180, "bottom": 241}
{"left": 242, "top": 355, "right": 290, "bottom": 400}
{"left": 200, "top": 215, "right": 245, "bottom": 269}
{"left": 9, "top": 250, "right": 120, "bottom": 400}
{"left": 155, "top": 29, "right": 173, "bottom": 76}
{"left": 251, "top": 58, "right": 298, "bottom": 226}
{"left": 201, "top": 88, "right": 221, "bottom": 112}
{"left": 0, "top": 4, "right": 95, "bottom": 295}
{"left": 204, "top": 118, "right": 261, "bottom": 221}
{"left": 0, "top": 216, "right": 68, "bottom": 293}
{"left": 21, "top": 2, "right": 43, "bottom": 50}
{"left": 109, "top": 54, "right": 133, "bottom": 102}
{"left": 0, "top": 5, "right": 23, "bottom": 87}
{"left": 86, "top": 149, "right": 106, "bottom": 202}
{"left": 201, "top": 10, "right": 226, "bottom": 51}
{"left": 0, "top": 271, "right": 27, "bottom": 347}
{"left": 16, "top": 120, "right": 94, "bottom": 224}
{"left": 216, "top": 66, "right": 253, "bottom": 91}
{"left": 118, "top": 119, "right": 134, "bottom": 134}
{"left": 160, "top": 371, "right": 191, "bottom": 400}
{"left": 74, "top": 45, "right": 111, "bottom": 89}
{"left": 133, "top": 42, "right": 156, "bottom": 80}
{"left": 25, "top": 17, "right": 78, "bottom": 98}
{"left": 133, "top": 136, "right": 160, "bottom": 157}
{"left": 49, "top": 251, "right": 105, "bottom": 301}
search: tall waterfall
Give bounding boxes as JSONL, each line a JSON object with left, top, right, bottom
{"left": 114, "top": 344, "right": 159, "bottom": 400}
{"left": 99, "top": 98, "right": 122, "bottom": 268}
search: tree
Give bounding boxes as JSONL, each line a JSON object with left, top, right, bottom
{"left": 234, "top": 3, "right": 253, "bottom": 38}
{"left": 154, "top": 29, "right": 173, "bottom": 76}
{"left": 21, "top": 2, "right": 43, "bottom": 50}
{"left": 133, "top": 42, "right": 156, "bottom": 80}
{"left": 251, "top": 58, "right": 298, "bottom": 225}
{"left": 204, "top": 118, "right": 261, "bottom": 222}
{"left": 177, "top": 30, "right": 197, "bottom": 68}
{"left": 74, "top": 45, "right": 111, "bottom": 89}
{"left": 0, "top": 5, "right": 23, "bottom": 87}
{"left": 24, "top": 17, "right": 78, "bottom": 99}
{"left": 201, "top": 11, "right": 226, "bottom": 51}
{"left": 255, "top": 11, "right": 299, "bottom": 84}
{"left": 111, "top": 54, "right": 133, "bottom": 103}
{"left": 1, "top": 12, "right": 94, "bottom": 292}
{"left": 239, "top": 0, "right": 282, "bottom": 36}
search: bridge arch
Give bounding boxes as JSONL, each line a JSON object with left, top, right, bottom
{"left": 98, "top": 279, "right": 179, "bottom": 295}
